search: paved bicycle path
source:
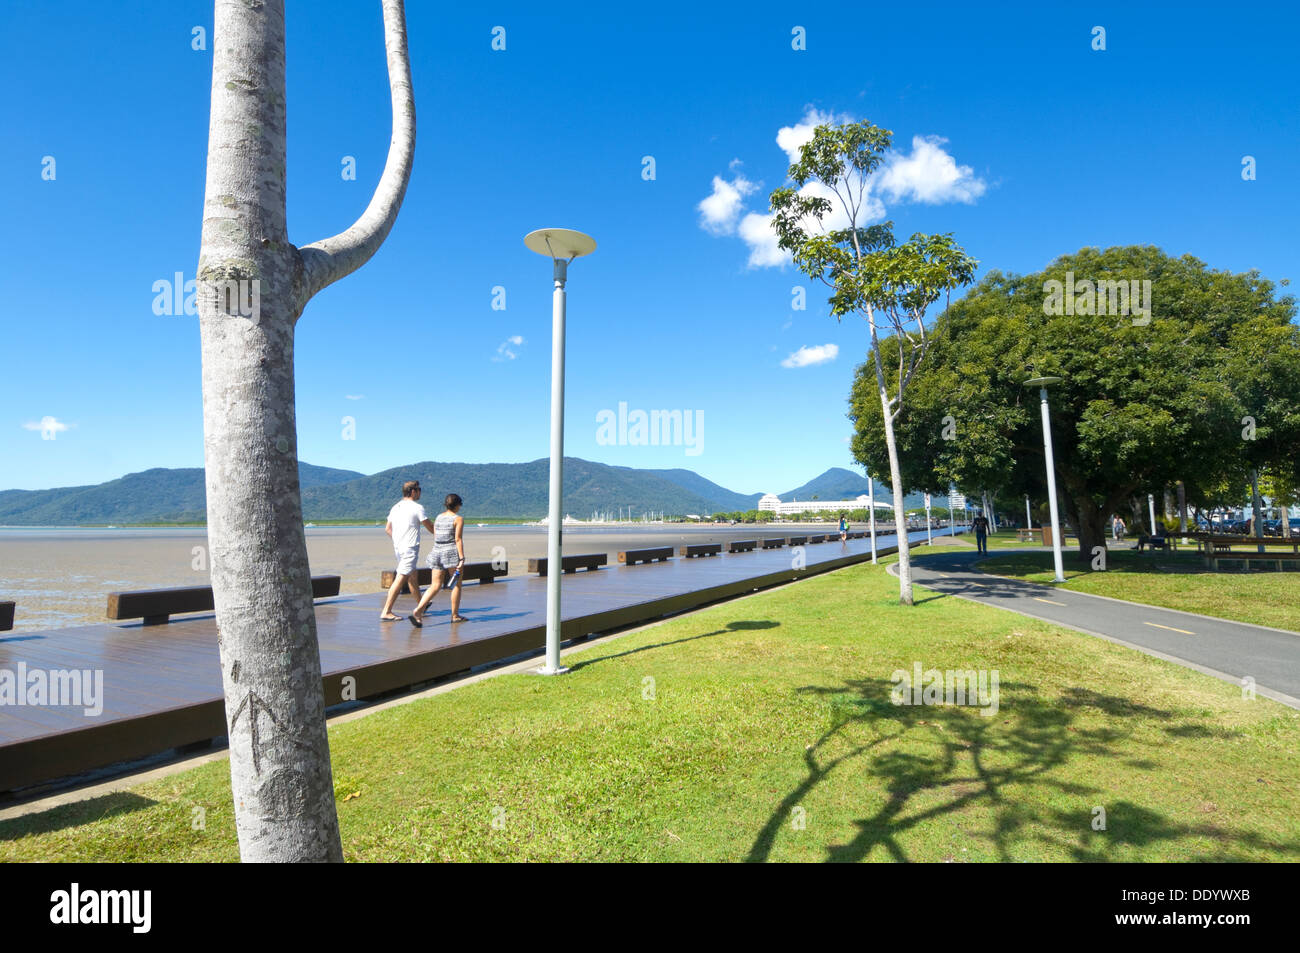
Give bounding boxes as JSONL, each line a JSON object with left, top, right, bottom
{"left": 896, "top": 548, "right": 1300, "bottom": 708}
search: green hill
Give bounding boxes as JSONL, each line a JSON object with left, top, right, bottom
{"left": 0, "top": 459, "right": 945, "bottom": 525}
{"left": 777, "top": 467, "right": 930, "bottom": 510}
{"left": 0, "top": 463, "right": 363, "bottom": 525}
{"left": 300, "top": 458, "right": 724, "bottom": 521}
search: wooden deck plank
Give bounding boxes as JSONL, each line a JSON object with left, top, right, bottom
{"left": 0, "top": 530, "right": 951, "bottom": 790}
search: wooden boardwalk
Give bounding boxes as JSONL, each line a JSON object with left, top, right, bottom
{"left": 0, "top": 530, "right": 951, "bottom": 791}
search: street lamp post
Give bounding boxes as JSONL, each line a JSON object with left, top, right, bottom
{"left": 868, "top": 475, "right": 878, "bottom": 563}
{"left": 1025, "top": 494, "right": 1032, "bottom": 531}
{"left": 1025, "top": 377, "right": 1066, "bottom": 583}
{"left": 1147, "top": 492, "right": 1158, "bottom": 537}
{"left": 525, "top": 227, "right": 597, "bottom": 675}
{"left": 924, "top": 492, "right": 932, "bottom": 545}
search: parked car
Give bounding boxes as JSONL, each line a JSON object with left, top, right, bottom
{"left": 1264, "top": 518, "right": 1300, "bottom": 537}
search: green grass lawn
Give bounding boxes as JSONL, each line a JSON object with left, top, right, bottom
{"left": 3, "top": 559, "right": 1298, "bottom": 862}
{"left": 976, "top": 548, "right": 1300, "bottom": 633}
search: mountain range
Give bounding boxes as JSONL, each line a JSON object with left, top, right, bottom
{"left": 0, "top": 460, "right": 929, "bottom": 525}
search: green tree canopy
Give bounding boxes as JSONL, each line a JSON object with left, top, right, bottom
{"left": 849, "top": 245, "right": 1299, "bottom": 554}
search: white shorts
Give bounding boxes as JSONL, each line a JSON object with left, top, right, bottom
{"left": 394, "top": 546, "right": 419, "bottom": 576}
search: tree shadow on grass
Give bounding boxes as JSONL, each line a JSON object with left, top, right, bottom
{"left": 746, "top": 675, "right": 1300, "bottom": 863}
{"left": 567, "top": 620, "right": 779, "bottom": 672}
{"left": 0, "top": 791, "right": 157, "bottom": 842}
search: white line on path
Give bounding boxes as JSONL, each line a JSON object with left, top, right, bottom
{"left": 1144, "top": 621, "right": 1195, "bottom": 635}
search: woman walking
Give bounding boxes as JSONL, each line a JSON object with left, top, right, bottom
{"left": 411, "top": 493, "right": 467, "bottom": 626}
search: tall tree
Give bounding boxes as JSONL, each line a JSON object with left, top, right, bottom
{"left": 850, "top": 246, "right": 1299, "bottom": 556}
{"left": 770, "top": 120, "right": 976, "bottom": 604}
{"left": 197, "top": 0, "right": 415, "bottom": 861}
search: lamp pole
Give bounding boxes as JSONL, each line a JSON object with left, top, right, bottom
{"left": 1026, "top": 377, "right": 1066, "bottom": 583}
{"left": 924, "top": 492, "right": 932, "bottom": 545}
{"left": 868, "top": 475, "right": 878, "bottom": 563}
{"left": 1025, "top": 494, "right": 1032, "bottom": 531}
{"left": 1148, "top": 492, "right": 1158, "bottom": 537}
{"left": 525, "top": 228, "right": 596, "bottom": 675}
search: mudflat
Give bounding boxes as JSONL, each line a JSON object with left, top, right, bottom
{"left": 0, "top": 522, "right": 886, "bottom": 633}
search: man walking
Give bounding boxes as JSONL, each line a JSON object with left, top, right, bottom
{"left": 971, "top": 511, "right": 991, "bottom": 555}
{"left": 380, "top": 480, "right": 436, "bottom": 621}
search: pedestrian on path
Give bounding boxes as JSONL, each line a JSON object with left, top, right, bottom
{"left": 971, "top": 512, "right": 991, "bottom": 555}
{"left": 380, "top": 480, "right": 436, "bottom": 621}
{"left": 411, "top": 493, "right": 467, "bottom": 626}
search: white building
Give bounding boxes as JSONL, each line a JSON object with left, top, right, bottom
{"left": 757, "top": 493, "right": 894, "bottom": 517}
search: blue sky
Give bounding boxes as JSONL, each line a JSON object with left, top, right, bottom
{"left": 3, "top": 0, "right": 1297, "bottom": 496}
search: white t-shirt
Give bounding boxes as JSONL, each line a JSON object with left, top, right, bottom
{"left": 388, "top": 498, "right": 427, "bottom": 552}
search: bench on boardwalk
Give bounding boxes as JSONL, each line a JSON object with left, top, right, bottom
{"left": 380, "top": 562, "right": 507, "bottom": 589}
{"left": 619, "top": 547, "right": 673, "bottom": 566}
{"left": 787, "top": 535, "right": 808, "bottom": 546}
{"left": 0, "top": 601, "right": 13, "bottom": 632}
{"left": 108, "top": 575, "right": 342, "bottom": 625}
{"left": 760, "top": 538, "right": 786, "bottom": 549}
{"left": 527, "top": 553, "right": 607, "bottom": 576}
{"left": 727, "top": 540, "right": 757, "bottom": 553}
{"left": 679, "top": 543, "right": 722, "bottom": 558}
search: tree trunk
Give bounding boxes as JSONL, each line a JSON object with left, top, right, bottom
{"left": 198, "top": 0, "right": 415, "bottom": 862}
{"left": 880, "top": 387, "right": 913, "bottom": 605}
{"left": 1251, "top": 470, "right": 1265, "bottom": 553}
{"left": 1071, "top": 495, "right": 1108, "bottom": 557}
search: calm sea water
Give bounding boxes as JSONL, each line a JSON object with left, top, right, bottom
{"left": 0, "top": 522, "right": 908, "bottom": 634}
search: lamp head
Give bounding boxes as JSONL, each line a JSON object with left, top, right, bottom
{"left": 524, "top": 228, "right": 597, "bottom": 261}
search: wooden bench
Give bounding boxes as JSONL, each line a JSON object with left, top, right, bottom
{"left": 727, "top": 540, "right": 757, "bottom": 553}
{"left": 0, "top": 601, "right": 13, "bottom": 632}
{"left": 787, "top": 535, "right": 808, "bottom": 546}
{"left": 1016, "top": 528, "right": 1036, "bottom": 542}
{"left": 108, "top": 575, "right": 342, "bottom": 625}
{"left": 619, "top": 547, "right": 673, "bottom": 566}
{"left": 806, "top": 534, "right": 826, "bottom": 544}
{"left": 527, "top": 553, "right": 607, "bottom": 576}
{"left": 680, "top": 543, "right": 722, "bottom": 558}
{"left": 1207, "top": 550, "right": 1300, "bottom": 572}
{"left": 380, "top": 561, "right": 507, "bottom": 589}
{"left": 760, "top": 537, "right": 786, "bottom": 549}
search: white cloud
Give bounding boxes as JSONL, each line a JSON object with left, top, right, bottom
{"left": 345, "top": 394, "right": 365, "bottom": 400}
{"left": 737, "top": 211, "right": 786, "bottom": 267}
{"left": 493, "top": 335, "right": 524, "bottom": 361}
{"left": 22, "top": 415, "right": 71, "bottom": 435}
{"left": 697, "top": 107, "right": 986, "bottom": 270}
{"left": 781, "top": 343, "right": 839, "bottom": 368}
{"left": 697, "top": 174, "right": 757, "bottom": 236}
{"left": 776, "top": 107, "right": 850, "bottom": 164}
{"left": 876, "top": 135, "right": 986, "bottom": 204}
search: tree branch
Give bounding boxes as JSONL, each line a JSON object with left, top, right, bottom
{"left": 298, "top": 0, "right": 415, "bottom": 304}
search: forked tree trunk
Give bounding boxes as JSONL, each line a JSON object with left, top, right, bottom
{"left": 197, "top": 0, "right": 415, "bottom": 862}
